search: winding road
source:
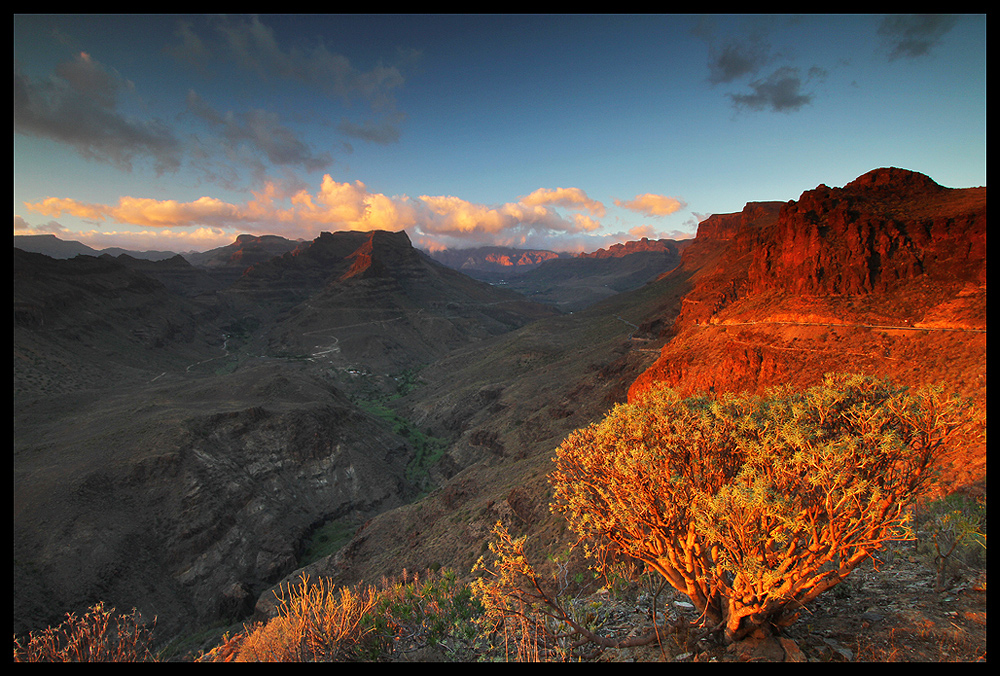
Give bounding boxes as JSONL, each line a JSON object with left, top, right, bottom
{"left": 701, "top": 319, "right": 986, "bottom": 334}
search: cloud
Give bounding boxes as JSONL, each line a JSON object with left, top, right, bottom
{"left": 707, "top": 34, "right": 772, "bottom": 84}
{"left": 877, "top": 14, "right": 959, "bottom": 60}
{"left": 24, "top": 194, "right": 251, "bottom": 230}
{"left": 727, "top": 66, "right": 814, "bottom": 113}
{"left": 614, "top": 193, "right": 686, "bottom": 217}
{"left": 416, "top": 193, "right": 599, "bottom": 241}
{"left": 23, "top": 177, "right": 615, "bottom": 249}
{"left": 170, "top": 15, "right": 411, "bottom": 150}
{"left": 15, "top": 214, "right": 237, "bottom": 252}
{"left": 337, "top": 115, "right": 404, "bottom": 145}
{"left": 169, "top": 15, "right": 409, "bottom": 110}
{"left": 624, "top": 225, "right": 693, "bottom": 241}
{"left": 13, "top": 52, "right": 182, "bottom": 174}
{"left": 185, "top": 90, "right": 333, "bottom": 172}
{"left": 284, "top": 176, "right": 419, "bottom": 233}
{"left": 518, "top": 187, "right": 606, "bottom": 217}
{"left": 696, "top": 16, "right": 834, "bottom": 114}
{"left": 14, "top": 214, "right": 73, "bottom": 237}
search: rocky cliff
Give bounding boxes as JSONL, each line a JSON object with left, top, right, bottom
{"left": 13, "top": 364, "right": 414, "bottom": 639}
{"left": 425, "top": 246, "right": 564, "bottom": 276}
{"left": 628, "top": 168, "right": 986, "bottom": 488}
{"left": 745, "top": 168, "right": 986, "bottom": 296}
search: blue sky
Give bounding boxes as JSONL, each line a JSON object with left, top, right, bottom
{"left": 14, "top": 14, "right": 986, "bottom": 254}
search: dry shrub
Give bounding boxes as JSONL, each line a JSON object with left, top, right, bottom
{"left": 12, "top": 602, "right": 156, "bottom": 662}
{"left": 550, "top": 373, "right": 982, "bottom": 644}
{"left": 472, "top": 521, "right": 681, "bottom": 661}
{"left": 220, "top": 575, "right": 385, "bottom": 662}
{"left": 199, "top": 568, "right": 483, "bottom": 662}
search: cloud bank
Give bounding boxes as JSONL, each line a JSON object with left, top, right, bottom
{"left": 22, "top": 177, "right": 690, "bottom": 253}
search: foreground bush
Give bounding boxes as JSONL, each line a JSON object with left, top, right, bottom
{"left": 13, "top": 602, "right": 156, "bottom": 662}
{"left": 199, "top": 569, "right": 482, "bottom": 662}
{"left": 472, "top": 521, "right": 682, "bottom": 661}
{"left": 222, "top": 576, "right": 384, "bottom": 662}
{"left": 550, "top": 373, "right": 980, "bottom": 643}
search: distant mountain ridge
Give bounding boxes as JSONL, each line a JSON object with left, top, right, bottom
{"left": 425, "top": 240, "right": 692, "bottom": 311}
{"left": 424, "top": 246, "right": 567, "bottom": 276}
{"left": 227, "top": 229, "right": 559, "bottom": 373}
{"left": 13, "top": 233, "right": 178, "bottom": 261}
{"left": 182, "top": 233, "right": 308, "bottom": 269}
{"left": 578, "top": 237, "right": 691, "bottom": 259}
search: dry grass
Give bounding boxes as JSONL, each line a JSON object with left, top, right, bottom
{"left": 12, "top": 602, "right": 156, "bottom": 662}
{"left": 200, "top": 575, "right": 385, "bottom": 662}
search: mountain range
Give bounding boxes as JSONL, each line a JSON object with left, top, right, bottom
{"left": 12, "top": 167, "right": 986, "bottom": 652}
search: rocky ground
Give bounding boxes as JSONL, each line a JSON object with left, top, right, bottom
{"left": 375, "top": 541, "right": 986, "bottom": 663}
{"left": 588, "top": 547, "right": 987, "bottom": 663}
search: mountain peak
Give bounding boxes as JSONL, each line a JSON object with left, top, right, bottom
{"left": 843, "top": 167, "right": 944, "bottom": 194}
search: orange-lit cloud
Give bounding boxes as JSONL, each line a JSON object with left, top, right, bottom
{"left": 519, "top": 187, "right": 606, "bottom": 217}
{"left": 614, "top": 193, "right": 687, "bottom": 217}
{"left": 22, "top": 176, "right": 688, "bottom": 253}
{"left": 25, "top": 195, "right": 248, "bottom": 229}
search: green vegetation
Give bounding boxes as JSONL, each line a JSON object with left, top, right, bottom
{"left": 352, "top": 367, "right": 450, "bottom": 490}
{"left": 917, "top": 491, "right": 987, "bottom": 591}
{"left": 221, "top": 316, "right": 261, "bottom": 346}
{"left": 299, "top": 518, "right": 360, "bottom": 568}
{"left": 354, "top": 398, "right": 449, "bottom": 488}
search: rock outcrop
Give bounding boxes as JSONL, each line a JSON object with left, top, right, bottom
{"left": 630, "top": 168, "right": 986, "bottom": 403}
{"left": 745, "top": 168, "right": 986, "bottom": 296}
{"left": 425, "top": 246, "right": 564, "bottom": 275}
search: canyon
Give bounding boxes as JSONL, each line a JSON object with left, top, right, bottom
{"left": 12, "top": 167, "right": 986, "bottom": 653}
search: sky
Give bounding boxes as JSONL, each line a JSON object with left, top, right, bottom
{"left": 13, "top": 14, "right": 986, "bottom": 254}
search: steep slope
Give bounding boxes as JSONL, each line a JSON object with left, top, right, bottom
{"left": 183, "top": 233, "right": 308, "bottom": 269}
{"left": 630, "top": 167, "right": 986, "bottom": 490}
{"left": 110, "top": 252, "right": 226, "bottom": 297}
{"left": 252, "top": 264, "right": 696, "bottom": 613}
{"left": 14, "top": 362, "right": 415, "bottom": 639}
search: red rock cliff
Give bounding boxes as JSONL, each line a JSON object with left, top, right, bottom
{"left": 628, "top": 168, "right": 986, "bottom": 408}
{"left": 746, "top": 168, "right": 986, "bottom": 296}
